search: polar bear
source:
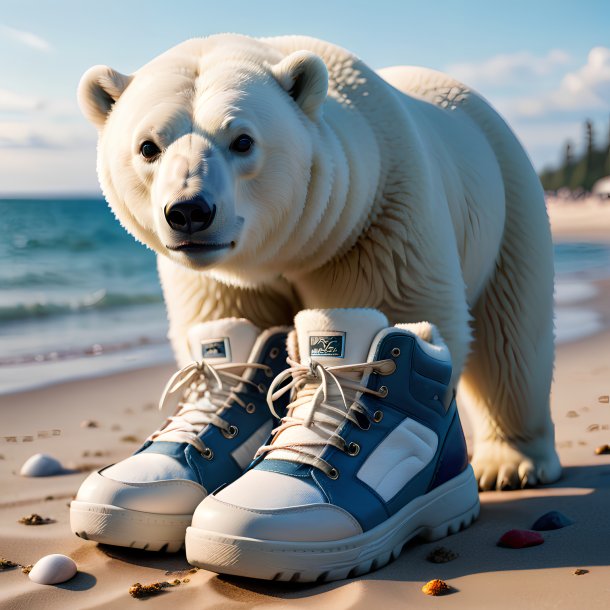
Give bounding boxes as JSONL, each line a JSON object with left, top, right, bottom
{"left": 78, "top": 34, "right": 560, "bottom": 491}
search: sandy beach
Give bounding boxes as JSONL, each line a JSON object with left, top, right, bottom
{"left": 1, "top": 201, "right": 609, "bottom": 609}
{"left": 547, "top": 195, "right": 610, "bottom": 242}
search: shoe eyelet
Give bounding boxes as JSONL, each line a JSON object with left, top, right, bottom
{"left": 391, "top": 347, "right": 401, "bottom": 357}
{"left": 269, "top": 347, "right": 280, "bottom": 359}
{"left": 264, "top": 366, "right": 273, "bottom": 378}
{"left": 246, "top": 403, "right": 256, "bottom": 414}
{"left": 347, "top": 442, "right": 360, "bottom": 456}
{"left": 202, "top": 447, "right": 214, "bottom": 460}
{"left": 373, "top": 410, "right": 384, "bottom": 423}
{"left": 258, "top": 383, "right": 267, "bottom": 393}
{"left": 222, "top": 425, "right": 239, "bottom": 439}
{"left": 328, "top": 467, "right": 339, "bottom": 480}
{"left": 378, "top": 385, "right": 388, "bottom": 398}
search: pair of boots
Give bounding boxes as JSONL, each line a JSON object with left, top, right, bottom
{"left": 70, "top": 308, "right": 479, "bottom": 582}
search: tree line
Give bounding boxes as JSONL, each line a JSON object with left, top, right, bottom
{"left": 539, "top": 118, "right": 610, "bottom": 192}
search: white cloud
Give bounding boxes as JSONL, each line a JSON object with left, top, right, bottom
{"left": 0, "top": 120, "right": 94, "bottom": 150}
{"left": 515, "top": 46, "right": 610, "bottom": 117}
{"left": 447, "top": 49, "right": 570, "bottom": 87}
{"left": 0, "top": 89, "right": 44, "bottom": 113}
{"left": 0, "top": 146, "right": 98, "bottom": 194}
{"left": 0, "top": 24, "right": 51, "bottom": 52}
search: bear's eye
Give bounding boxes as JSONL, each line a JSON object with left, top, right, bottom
{"left": 230, "top": 134, "right": 254, "bottom": 154}
{"left": 140, "top": 140, "right": 161, "bottom": 160}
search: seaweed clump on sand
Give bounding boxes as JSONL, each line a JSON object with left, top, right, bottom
{"left": 426, "top": 546, "right": 459, "bottom": 563}
{"left": 129, "top": 579, "right": 183, "bottom": 598}
{"left": 18, "top": 514, "right": 54, "bottom": 525}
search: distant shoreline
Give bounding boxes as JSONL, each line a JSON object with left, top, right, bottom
{"left": 0, "top": 194, "right": 104, "bottom": 201}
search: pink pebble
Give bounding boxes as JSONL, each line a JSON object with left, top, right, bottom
{"left": 497, "top": 529, "right": 544, "bottom": 548}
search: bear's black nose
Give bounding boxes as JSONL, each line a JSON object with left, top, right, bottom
{"left": 164, "top": 197, "right": 216, "bottom": 234}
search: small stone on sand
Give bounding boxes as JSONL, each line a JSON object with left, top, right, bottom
{"left": 18, "top": 514, "right": 54, "bottom": 526}
{"left": 426, "top": 546, "right": 459, "bottom": 563}
{"left": 120, "top": 435, "right": 139, "bottom": 443}
{"left": 532, "top": 510, "right": 573, "bottom": 531}
{"left": 594, "top": 444, "right": 610, "bottom": 455}
{"left": 599, "top": 395, "right": 609, "bottom": 403}
{"left": 0, "top": 558, "right": 18, "bottom": 570}
{"left": 422, "top": 579, "right": 451, "bottom": 596}
{"left": 20, "top": 453, "right": 65, "bottom": 477}
{"left": 574, "top": 568, "right": 589, "bottom": 575}
{"left": 28, "top": 554, "right": 77, "bottom": 585}
{"left": 80, "top": 420, "right": 99, "bottom": 428}
{"left": 587, "top": 424, "right": 600, "bottom": 432}
{"left": 566, "top": 410, "right": 579, "bottom": 418}
{"left": 497, "top": 529, "right": 544, "bottom": 548}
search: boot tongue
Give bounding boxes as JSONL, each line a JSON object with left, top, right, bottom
{"left": 266, "top": 308, "right": 388, "bottom": 464}
{"left": 187, "top": 318, "right": 260, "bottom": 364}
{"left": 295, "top": 308, "right": 389, "bottom": 366}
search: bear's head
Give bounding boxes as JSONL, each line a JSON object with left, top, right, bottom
{"left": 78, "top": 35, "right": 329, "bottom": 284}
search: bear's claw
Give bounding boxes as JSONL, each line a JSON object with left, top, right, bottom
{"left": 471, "top": 437, "right": 561, "bottom": 491}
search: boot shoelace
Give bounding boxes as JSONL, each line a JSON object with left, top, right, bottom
{"left": 149, "top": 359, "right": 272, "bottom": 456}
{"left": 256, "top": 356, "right": 396, "bottom": 478}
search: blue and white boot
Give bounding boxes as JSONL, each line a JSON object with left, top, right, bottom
{"left": 185, "top": 309, "right": 479, "bottom": 581}
{"left": 70, "top": 319, "right": 290, "bottom": 551}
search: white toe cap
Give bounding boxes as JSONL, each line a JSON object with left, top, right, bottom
{"left": 75, "top": 469, "right": 206, "bottom": 514}
{"left": 103, "top": 452, "right": 198, "bottom": 483}
{"left": 191, "top": 494, "right": 362, "bottom": 542}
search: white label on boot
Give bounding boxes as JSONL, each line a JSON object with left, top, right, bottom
{"left": 200, "top": 337, "right": 231, "bottom": 361}
{"left": 308, "top": 331, "right": 346, "bottom": 359}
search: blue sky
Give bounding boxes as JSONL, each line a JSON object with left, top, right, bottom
{"left": 0, "top": 0, "right": 609, "bottom": 194}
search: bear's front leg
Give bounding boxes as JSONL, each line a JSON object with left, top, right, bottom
{"left": 459, "top": 246, "right": 561, "bottom": 491}
{"left": 157, "top": 256, "right": 299, "bottom": 366}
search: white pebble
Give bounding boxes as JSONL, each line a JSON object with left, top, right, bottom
{"left": 20, "top": 453, "right": 64, "bottom": 477}
{"left": 29, "top": 554, "right": 77, "bottom": 585}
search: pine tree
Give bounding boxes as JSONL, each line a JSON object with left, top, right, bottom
{"left": 539, "top": 117, "right": 609, "bottom": 192}
{"left": 604, "top": 114, "right": 610, "bottom": 176}
{"left": 569, "top": 120, "right": 593, "bottom": 190}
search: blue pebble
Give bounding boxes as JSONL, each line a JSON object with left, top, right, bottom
{"left": 531, "top": 510, "right": 573, "bottom": 531}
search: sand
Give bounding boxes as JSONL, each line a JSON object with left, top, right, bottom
{"left": 1, "top": 202, "right": 609, "bottom": 609}
{"left": 547, "top": 195, "right": 610, "bottom": 241}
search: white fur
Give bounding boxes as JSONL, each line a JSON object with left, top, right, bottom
{"left": 79, "top": 34, "right": 560, "bottom": 490}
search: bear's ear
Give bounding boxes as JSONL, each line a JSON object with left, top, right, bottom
{"left": 77, "top": 65, "right": 133, "bottom": 129}
{"left": 271, "top": 51, "right": 328, "bottom": 119}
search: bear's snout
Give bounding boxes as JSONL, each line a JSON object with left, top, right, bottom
{"left": 164, "top": 196, "right": 217, "bottom": 234}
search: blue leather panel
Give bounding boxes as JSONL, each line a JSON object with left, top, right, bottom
{"left": 133, "top": 331, "right": 289, "bottom": 494}
{"left": 427, "top": 402, "right": 469, "bottom": 490}
{"left": 250, "top": 331, "right": 468, "bottom": 532}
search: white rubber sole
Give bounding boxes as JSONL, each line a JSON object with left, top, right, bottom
{"left": 185, "top": 465, "right": 480, "bottom": 582}
{"left": 70, "top": 501, "right": 192, "bottom": 552}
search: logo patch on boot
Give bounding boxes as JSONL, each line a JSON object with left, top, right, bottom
{"left": 309, "top": 332, "right": 346, "bottom": 358}
{"left": 200, "top": 337, "right": 231, "bottom": 360}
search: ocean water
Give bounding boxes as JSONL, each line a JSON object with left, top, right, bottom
{"left": 0, "top": 198, "right": 608, "bottom": 394}
{"left": 0, "top": 198, "right": 171, "bottom": 394}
